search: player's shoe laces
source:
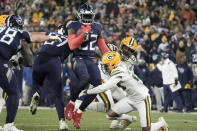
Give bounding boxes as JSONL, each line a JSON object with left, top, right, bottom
{"left": 73, "top": 109, "right": 82, "bottom": 129}
{"left": 65, "top": 102, "right": 74, "bottom": 120}
{"left": 3, "top": 123, "right": 23, "bottom": 131}
{"left": 59, "top": 120, "right": 69, "bottom": 131}
{"left": 0, "top": 98, "right": 5, "bottom": 113}
{"left": 159, "top": 117, "right": 169, "bottom": 131}
{"left": 29, "top": 92, "right": 40, "bottom": 115}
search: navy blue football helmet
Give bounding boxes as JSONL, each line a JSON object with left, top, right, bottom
{"left": 6, "top": 15, "right": 24, "bottom": 29}
{"left": 77, "top": 3, "right": 95, "bottom": 25}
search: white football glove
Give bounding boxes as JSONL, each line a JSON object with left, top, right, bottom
{"left": 49, "top": 36, "right": 62, "bottom": 42}
{"left": 79, "top": 90, "right": 88, "bottom": 97}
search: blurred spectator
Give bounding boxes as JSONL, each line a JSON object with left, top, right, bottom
{"left": 134, "top": 58, "right": 151, "bottom": 90}
{"left": 180, "top": 3, "right": 195, "bottom": 25}
{"left": 176, "top": 41, "right": 185, "bottom": 64}
{"left": 157, "top": 52, "right": 178, "bottom": 112}
{"left": 176, "top": 54, "right": 193, "bottom": 112}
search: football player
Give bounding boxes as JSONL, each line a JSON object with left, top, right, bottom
{"left": 0, "top": 14, "right": 61, "bottom": 131}
{"left": 85, "top": 42, "right": 137, "bottom": 130}
{"left": 82, "top": 50, "right": 169, "bottom": 131}
{"left": 64, "top": 3, "right": 109, "bottom": 129}
{"left": 29, "top": 24, "right": 74, "bottom": 130}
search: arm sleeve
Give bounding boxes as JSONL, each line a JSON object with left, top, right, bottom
{"left": 67, "top": 34, "right": 86, "bottom": 50}
{"left": 97, "top": 38, "right": 109, "bottom": 55}
{"left": 21, "top": 30, "right": 31, "bottom": 43}
{"left": 87, "top": 75, "right": 122, "bottom": 94}
{"left": 171, "top": 62, "right": 178, "bottom": 79}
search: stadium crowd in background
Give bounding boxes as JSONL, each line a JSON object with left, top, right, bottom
{"left": 1, "top": 0, "right": 197, "bottom": 112}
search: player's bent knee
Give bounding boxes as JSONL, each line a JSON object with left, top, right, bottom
{"left": 142, "top": 127, "right": 150, "bottom": 131}
{"left": 107, "top": 110, "right": 119, "bottom": 118}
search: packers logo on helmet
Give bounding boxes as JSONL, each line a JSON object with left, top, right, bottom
{"left": 0, "top": 15, "right": 8, "bottom": 26}
{"left": 101, "top": 51, "right": 121, "bottom": 73}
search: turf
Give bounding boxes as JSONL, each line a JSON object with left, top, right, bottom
{"left": 0, "top": 108, "right": 197, "bottom": 131}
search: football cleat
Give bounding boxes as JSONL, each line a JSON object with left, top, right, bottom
{"left": 59, "top": 120, "right": 69, "bottom": 131}
{"left": 65, "top": 102, "right": 74, "bottom": 120}
{"left": 29, "top": 92, "right": 40, "bottom": 115}
{"left": 159, "top": 117, "right": 169, "bottom": 131}
{"left": 73, "top": 109, "right": 82, "bottom": 129}
{"left": 3, "top": 123, "right": 23, "bottom": 131}
{"left": 120, "top": 116, "right": 137, "bottom": 130}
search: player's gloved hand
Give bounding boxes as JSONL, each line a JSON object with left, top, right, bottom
{"left": 175, "top": 78, "right": 178, "bottom": 86}
{"left": 79, "top": 90, "right": 88, "bottom": 97}
{"left": 81, "top": 24, "right": 91, "bottom": 36}
{"left": 49, "top": 36, "right": 62, "bottom": 42}
{"left": 8, "top": 52, "right": 23, "bottom": 69}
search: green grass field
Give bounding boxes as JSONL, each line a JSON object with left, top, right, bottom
{"left": 0, "top": 108, "right": 197, "bottom": 131}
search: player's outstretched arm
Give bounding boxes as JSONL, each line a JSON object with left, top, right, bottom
{"left": 97, "top": 35, "right": 109, "bottom": 54}
{"left": 86, "top": 75, "right": 121, "bottom": 94}
{"left": 30, "top": 32, "right": 62, "bottom": 43}
{"left": 67, "top": 25, "right": 91, "bottom": 50}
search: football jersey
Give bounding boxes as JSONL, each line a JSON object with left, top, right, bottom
{"left": 87, "top": 61, "right": 149, "bottom": 102}
{"left": 39, "top": 32, "right": 71, "bottom": 59}
{"left": 0, "top": 26, "right": 31, "bottom": 61}
{"left": 191, "top": 50, "right": 197, "bottom": 64}
{"left": 67, "top": 21, "right": 102, "bottom": 58}
{"left": 111, "top": 62, "right": 149, "bottom": 101}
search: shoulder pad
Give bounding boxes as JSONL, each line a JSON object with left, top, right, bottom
{"left": 92, "top": 22, "right": 102, "bottom": 28}
{"left": 66, "top": 20, "right": 78, "bottom": 28}
{"left": 67, "top": 21, "right": 81, "bottom": 32}
{"left": 111, "top": 66, "right": 124, "bottom": 76}
{"left": 111, "top": 70, "right": 123, "bottom": 76}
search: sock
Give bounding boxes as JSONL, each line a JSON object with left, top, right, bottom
{"left": 151, "top": 121, "right": 164, "bottom": 131}
{"left": 87, "top": 102, "right": 106, "bottom": 112}
{"left": 74, "top": 99, "right": 82, "bottom": 110}
{"left": 69, "top": 100, "right": 75, "bottom": 105}
{"left": 79, "top": 94, "right": 97, "bottom": 111}
{"left": 77, "top": 109, "right": 82, "bottom": 113}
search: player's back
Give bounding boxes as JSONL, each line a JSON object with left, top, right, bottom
{"left": 67, "top": 21, "right": 102, "bottom": 58}
{"left": 0, "top": 26, "right": 31, "bottom": 62}
{"left": 39, "top": 32, "right": 71, "bottom": 59}
{"left": 111, "top": 62, "right": 149, "bottom": 101}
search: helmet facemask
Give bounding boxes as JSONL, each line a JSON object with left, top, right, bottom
{"left": 101, "top": 63, "right": 111, "bottom": 75}
{"left": 120, "top": 45, "right": 136, "bottom": 61}
{"left": 77, "top": 3, "right": 95, "bottom": 25}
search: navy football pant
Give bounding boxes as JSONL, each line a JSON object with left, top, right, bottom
{"left": 32, "top": 56, "right": 64, "bottom": 119}
{"left": 0, "top": 63, "right": 20, "bottom": 123}
{"left": 71, "top": 58, "right": 101, "bottom": 111}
